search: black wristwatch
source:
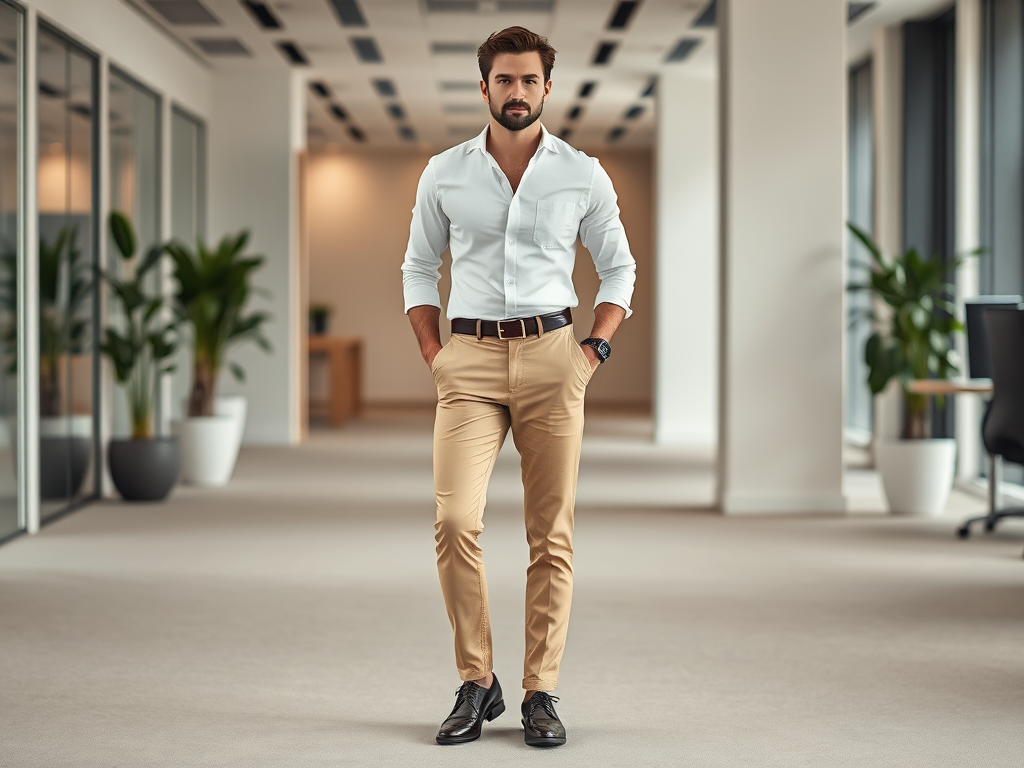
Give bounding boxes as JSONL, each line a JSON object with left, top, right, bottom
{"left": 581, "top": 337, "right": 612, "bottom": 363}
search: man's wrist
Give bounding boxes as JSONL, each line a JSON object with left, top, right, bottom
{"left": 581, "top": 337, "right": 611, "bottom": 363}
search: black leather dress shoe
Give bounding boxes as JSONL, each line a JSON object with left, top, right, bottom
{"left": 521, "top": 692, "right": 566, "bottom": 747}
{"left": 435, "top": 676, "right": 505, "bottom": 745}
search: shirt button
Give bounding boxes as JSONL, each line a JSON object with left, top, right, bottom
{"left": 508, "top": 239, "right": 514, "bottom": 245}
{"left": 507, "top": 279, "right": 515, "bottom": 285}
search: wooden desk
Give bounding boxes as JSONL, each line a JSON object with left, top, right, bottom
{"left": 907, "top": 378, "right": 992, "bottom": 395}
{"left": 308, "top": 335, "right": 363, "bottom": 426}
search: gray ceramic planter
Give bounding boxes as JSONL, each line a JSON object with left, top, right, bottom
{"left": 108, "top": 437, "right": 180, "bottom": 502}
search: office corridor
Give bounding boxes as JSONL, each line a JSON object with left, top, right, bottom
{"left": 1, "top": 411, "right": 1022, "bottom": 767}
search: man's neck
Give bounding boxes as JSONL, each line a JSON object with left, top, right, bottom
{"left": 486, "top": 120, "right": 543, "bottom": 163}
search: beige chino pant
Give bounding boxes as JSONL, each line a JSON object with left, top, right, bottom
{"left": 430, "top": 323, "right": 594, "bottom": 692}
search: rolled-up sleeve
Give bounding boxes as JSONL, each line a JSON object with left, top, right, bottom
{"left": 402, "top": 159, "right": 450, "bottom": 313}
{"left": 579, "top": 160, "right": 636, "bottom": 318}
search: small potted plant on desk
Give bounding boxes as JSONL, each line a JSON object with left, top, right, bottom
{"left": 309, "top": 303, "right": 332, "bottom": 335}
{"left": 847, "top": 223, "right": 980, "bottom": 516}
{"left": 101, "top": 212, "right": 180, "bottom": 501}
{"left": 166, "top": 231, "right": 270, "bottom": 486}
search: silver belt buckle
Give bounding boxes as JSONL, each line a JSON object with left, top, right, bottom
{"left": 497, "top": 319, "right": 526, "bottom": 340}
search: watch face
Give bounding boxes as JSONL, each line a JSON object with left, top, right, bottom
{"left": 584, "top": 338, "right": 611, "bottom": 362}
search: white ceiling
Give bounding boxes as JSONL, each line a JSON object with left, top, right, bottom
{"left": 123, "top": 0, "right": 957, "bottom": 150}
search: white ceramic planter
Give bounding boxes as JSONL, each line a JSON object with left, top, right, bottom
{"left": 175, "top": 396, "right": 248, "bottom": 487}
{"left": 877, "top": 439, "right": 957, "bottom": 517}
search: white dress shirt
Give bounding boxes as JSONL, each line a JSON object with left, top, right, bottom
{"left": 402, "top": 125, "right": 636, "bottom": 321}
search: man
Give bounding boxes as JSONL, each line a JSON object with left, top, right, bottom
{"left": 402, "top": 26, "right": 636, "bottom": 748}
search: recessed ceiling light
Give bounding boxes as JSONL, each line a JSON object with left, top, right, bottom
{"left": 327, "top": 0, "right": 368, "bottom": 27}
{"left": 607, "top": 1, "right": 639, "bottom": 30}
{"left": 351, "top": 37, "right": 383, "bottom": 63}
{"left": 665, "top": 38, "right": 700, "bottom": 63}
{"left": 147, "top": 0, "right": 220, "bottom": 25}
{"left": 276, "top": 41, "right": 309, "bottom": 65}
{"left": 241, "top": 1, "right": 282, "bottom": 29}
{"left": 692, "top": 0, "right": 716, "bottom": 28}
{"left": 193, "top": 37, "right": 251, "bottom": 56}
{"left": 592, "top": 42, "right": 617, "bottom": 66}
{"left": 310, "top": 81, "right": 332, "bottom": 98}
{"left": 373, "top": 79, "right": 397, "bottom": 97}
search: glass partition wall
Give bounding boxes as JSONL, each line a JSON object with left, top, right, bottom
{"left": 0, "top": 1, "right": 21, "bottom": 541}
{"left": 37, "top": 26, "right": 98, "bottom": 521}
{"left": 109, "top": 70, "right": 159, "bottom": 437}
{"left": 169, "top": 107, "right": 205, "bottom": 422}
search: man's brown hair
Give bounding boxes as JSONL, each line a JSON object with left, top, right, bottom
{"left": 477, "top": 26, "right": 557, "bottom": 83}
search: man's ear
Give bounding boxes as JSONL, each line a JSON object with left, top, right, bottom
{"left": 480, "top": 80, "right": 489, "bottom": 103}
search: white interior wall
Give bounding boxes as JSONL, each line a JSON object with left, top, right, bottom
{"left": 717, "top": 0, "right": 846, "bottom": 514}
{"left": 655, "top": 72, "right": 718, "bottom": 447}
{"left": 207, "top": 68, "right": 305, "bottom": 445}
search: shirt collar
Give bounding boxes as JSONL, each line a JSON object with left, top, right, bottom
{"left": 470, "top": 123, "right": 559, "bottom": 154}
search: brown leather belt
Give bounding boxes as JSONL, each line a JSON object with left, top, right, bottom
{"left": 451, "top": 308, "right": 572, "bottom": 340}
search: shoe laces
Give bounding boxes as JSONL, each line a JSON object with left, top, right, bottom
{"left": 453, "top": 681, "right": 480, "bottom": 710}
{"left": 526, "top": 692, "right": 559, "bottom": 719}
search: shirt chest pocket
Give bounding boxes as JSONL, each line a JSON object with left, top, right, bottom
{"left": 533, "top": 199, "right": 577, "bottom": 249}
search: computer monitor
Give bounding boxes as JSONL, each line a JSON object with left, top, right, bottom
{"left": 965, "top": 295, "right": 1023, "bottom": 378}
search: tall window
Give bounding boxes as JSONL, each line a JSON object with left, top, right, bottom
{"left": 0, "top": 0, "right": 21, "bottom": 541}
{"left": 903, "top": 8, "right": 957, "bottom": 439}
{"left": 847, "top": 60, "right": 874, "bottom": 443}
{"left": 36, "top": 25, "right": 99, "bottom": 521}
{"left": 981, "top": 0, "right": 1024, "bottom": 486}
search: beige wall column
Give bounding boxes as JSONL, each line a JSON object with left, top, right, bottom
{"left": 654, "top": 72, "right": 717, "bottom": 447}
{"left": 717, "top": 0, "right": 846, "bottom": 514}
{"left": 955, "top": 0, "right": 984, "bottom": 482}
{"left": 208, "top": 68, "right": 305, "bottom": 445}
{"left": 871, "top": 25, "right": 904, "bottom": 444}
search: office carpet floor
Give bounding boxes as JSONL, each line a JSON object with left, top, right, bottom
{"left": 1, "top": 410, "right": 1023, "bottom": 767}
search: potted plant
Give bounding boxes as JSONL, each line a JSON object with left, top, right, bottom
{"left": 847, "top": 223, "right": 980, "bottom": 516}
{"left": 2, "top": 228, "right": 93, "bottom": 499}
{"left": 309, "top": 303, "right": 332, "bottom": 335}
{"left": 99, "top": 211, "right": 180, "bottom": 501}
{"left": 166, "top": 231, "right": 270, "bottom": 486}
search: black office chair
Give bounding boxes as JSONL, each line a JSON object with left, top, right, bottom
{"left": 957, "top": 305, "right": 1024, "bottom": 540}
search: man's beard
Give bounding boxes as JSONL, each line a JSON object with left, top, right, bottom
{"left": 490, "top": 98, "right": 543, "bottom": 132}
